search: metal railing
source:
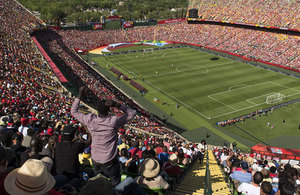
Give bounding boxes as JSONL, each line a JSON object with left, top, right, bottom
{"left": 204, "top": 150, "right": 212, "bottom": 195}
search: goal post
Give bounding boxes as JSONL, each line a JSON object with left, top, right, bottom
{"left": 143, "top": 48, "right": 154, "bottom": 54}
{"left": 266, "top": 93, "right": 286, "bottom": 104}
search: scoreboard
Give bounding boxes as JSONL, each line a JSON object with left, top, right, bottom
{"left": 105, "top": 16, "right": 122, "bottom": 30}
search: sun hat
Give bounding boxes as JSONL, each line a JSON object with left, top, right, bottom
{"left": 4, "top": 159, "right": 55, "bottom": 195}
{"left": 41, "top": 157, "right": 54, "bottom": 173}
{"left": 169, "top": 153, "right": 178, "bottom": 166}
{"left": 139, "top": 158, "right": 160, "bottom": 178}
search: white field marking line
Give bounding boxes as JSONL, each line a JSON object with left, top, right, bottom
{"left": 210, "top": 90, "right": 300, "bottom": 119}
{"left": 143, "top": 80, "right": 211, "bottom": 119}
{"left": 228, "top": 84, "right": 248, "bottom": 91}
{"left": 246, "top": 92, "right": 278, "bottom": 105}
{"left": 108, "top": 57, "right": 139, "bottom": 77}
{"left": 143, "top": 61, "right": 235, "bottom": 79}
{"left": 209, "top": 81, "right": 272, "bottom": 97}
{"left": 207, "top": 96, "right": 238, "bottom": 111}
{"left": 268, "top": 81, "right": 300, "bottom": 93}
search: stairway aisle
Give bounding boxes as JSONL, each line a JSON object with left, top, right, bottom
{"left": 174, "top": 156, "right": 206, "bottom": 195}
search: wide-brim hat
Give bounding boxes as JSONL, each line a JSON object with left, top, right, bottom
{"left": 169, "top": 153, "right": 178, "bottom": 166}
{"left": 139, "top": 158, "right": 160, "bottom": 178}
{"left": 5, "top": 159, "right": 55, "bottom": 195}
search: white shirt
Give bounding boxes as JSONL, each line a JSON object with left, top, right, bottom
{"left": 237, "top": 183, "right": 260, "bottom": 195}
{"left": 18, "top": 125, "right": 29, "bottom": 136}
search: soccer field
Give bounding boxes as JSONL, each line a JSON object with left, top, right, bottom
{"left": 94, "top": 47, "right": 300, "bottom": 121}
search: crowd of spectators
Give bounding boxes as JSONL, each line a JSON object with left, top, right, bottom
{"left": 1, "top": 0, "right": 206, "bottom": 194}
{"left": 56, "top": 23, "right": 299, "bottom": 70}
{"left": 188, "top": 0, "right": 300, "bottom": 30}
{"left": 214, "top": 147, "right": 300, "bottom": 194}
{"left": 1, "top": 0, "right": 299, "bottom": 194}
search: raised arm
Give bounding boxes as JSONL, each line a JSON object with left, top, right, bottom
{"left": 71, "top": 86, "right": 92, "bottom": 126}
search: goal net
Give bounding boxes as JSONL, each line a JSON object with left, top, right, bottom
{"left": 266, "top": 93, "right": 286, "bottom": 104}
{"left": 143, "top": 48, "right": 154, "bottom": 54}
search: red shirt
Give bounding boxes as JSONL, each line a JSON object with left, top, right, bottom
{"left": 155, "top": 147, "right": 163, "bottom": 155}
{"left": 164, "top": 162, "right": 181, "bottom": 175}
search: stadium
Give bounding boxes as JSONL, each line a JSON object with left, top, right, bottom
{"left": 0, "top": 0, "right": 299, "bottom": 194}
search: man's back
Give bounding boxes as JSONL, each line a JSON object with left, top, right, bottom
{"left": 231, "top": 170, "right": 252, "bottom": 183}
{"left": 55, "top": 141, "right": 85, "bottom": 176}
{"left": 71, "top": 97, "right": 136, "bottom": 163}
{"left": 237, "top": 183, "right": 260, "bottom": 195}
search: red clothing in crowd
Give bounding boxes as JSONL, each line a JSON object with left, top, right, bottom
{"left": 164, "top": 162, "right": 181, "bottom": 175}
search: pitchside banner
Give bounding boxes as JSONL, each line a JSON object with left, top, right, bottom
{"left": 158, "top": 18, "right": 186, "bottom": 24}
{"left": 89, "top": 22, "right": 103, "bottom": 30}
{"left": 123, "top": 21, "right": 134, "bottom": 28}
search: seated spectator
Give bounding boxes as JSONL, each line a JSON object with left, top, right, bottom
{"left": 4, "top": 159, "right": 62, "bottom": 195}
{"left": 21, "top": 128, "right": 35, "bottom": 148}
{"left": 135, "top": 158, "right": 169, "bottom": 189}
{"left": 261, "top": 168, "right": 272, "bottom": 183}
{"left": 155, "top": 142, "right": 164, "bottom": 155}
{"left": 119, "top": 148, "right": 129, "bottom": 169}
{"left": 0, "top": 146, "right": 9, "bottom": 195}
{"left": 129, "top": 140, "right": 142, "bottom": 159}
{"left": 118, "top": 137, "right": 129, "bottom": 152}
{"left": 55, "top": 125, "right": 91, "bottom": 186}
{"left": 230, "top": 161, "right": 252, "bottom": 183}
{"left": 158, "top": 146, "right": 169, "bottom": 162}
{"left": 178, "top": 148, "right": 188, "bottom": 165}
{"left": 10, "top": 132, "right": 26, "bottom": 167}
{"left": 163, "top": 153, "right": 181, "bottom": 176}
{"left": 79, "top": 146, "right": 93, "bottom": 168}
{"left": 20, "top": 136, "right": 45, "bottom": 166}
{"left": 260, "top": 181, "right": 272, "bottom": 195}
{"left": 236, "top": 171, "right": 263, "bottom": 195}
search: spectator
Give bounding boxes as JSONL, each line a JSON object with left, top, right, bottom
{"left": 0, "top": 146, "right": 9, "bottom": 195}
{"left": 10, "top": 132, "right": 26, "bottom": 167}
{"left": 119, "top": 148, "right": 129, "bottom": 169}
{"left": 71, "top": 86, "right": 136, "bottom": 186}
{"left": 54, "top": 125, "right": 91, "bottom": 186}
{"left": 158, "top": 146, "right": 169, "bottom": 162}
{"left": 20, "top": 136, "right": 45, "bottom": 166}
{"left": 129, "top": 140, "right": 142, "bottom": 158}
{"left": 21, "top": 128, "right": 35, "bottom": 148}
{"left": 178, "top": 148, "right": 188, "bottom": 165}
{"left": 163, "top": 153, "right": 181, "bottom": 176}
{"left": 236, "top": 171, "right": 263, "bottom": 195}
{"left": 135, "top": 158, "right": 170, "bottom": 189}
{"left": 260, "top": 181, "right": 272, "bottom": 195}
{"left": 4, "top": 159, "right": 61, "bottom": 195}
{"left": 230, "top": 161, "right": 252, "bottom": 183}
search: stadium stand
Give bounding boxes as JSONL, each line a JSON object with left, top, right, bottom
{"left": 213, "top": 146, "right": 300, "bottom": 195}
{"left": 0, "top": 0, "right": 208, "bottom": 194}
{"left": 1, "top": 0, "right": 299, "bottom": 194}
{"left": 187, "top": 0, "right": 300, "bottom": 30}
{"left": 56, "top": 23, "right": 299, "bottom": 70}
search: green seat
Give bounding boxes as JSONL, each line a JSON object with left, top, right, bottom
{"left": 121, "top": 174, "right": 127, "bottom": 182}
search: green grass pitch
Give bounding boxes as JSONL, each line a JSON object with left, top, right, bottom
{"left": 91, "top": 46, "right": 300, "bottom": 149}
